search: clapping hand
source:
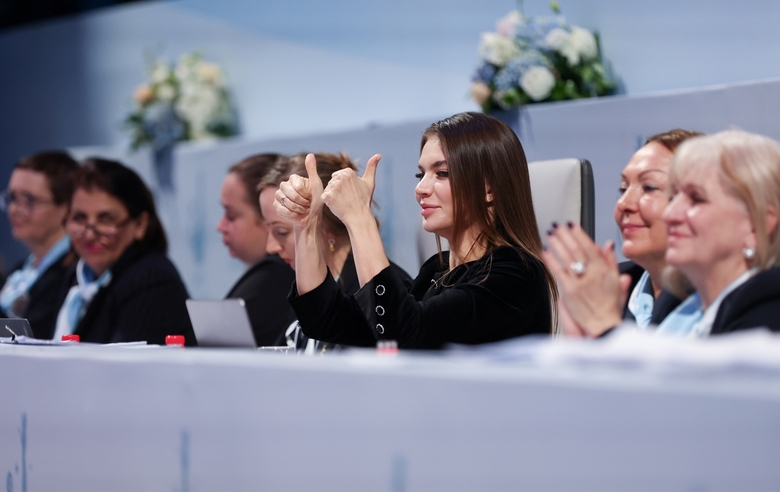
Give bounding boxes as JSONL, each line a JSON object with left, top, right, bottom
{"left": 542, "top": 222, "right": 631, "bottom": 337}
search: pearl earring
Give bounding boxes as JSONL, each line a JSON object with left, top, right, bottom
{"left": 743, "top": 246, "right": 756, "bottom": 260}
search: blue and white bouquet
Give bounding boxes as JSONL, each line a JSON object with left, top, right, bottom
{"left": 125, "top": 52, "right": 239, "bottom": 150}
{"left": 471, "top": 3, "right": 616, "bottom": 112}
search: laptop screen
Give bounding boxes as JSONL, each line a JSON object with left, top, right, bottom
{"left": 185, "top": 299, "right": 257, "bottom": 348}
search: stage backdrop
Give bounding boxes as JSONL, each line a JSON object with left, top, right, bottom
{"left": 5, "top": 0, "right": 780, "bottom": 266}
{"left": 71, "top": 78, "right": 780, "bottom": 299}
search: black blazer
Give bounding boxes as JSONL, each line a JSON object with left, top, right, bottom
{"left": 60, "top": 246, "right": 196, "bottom": 345}
{"left": 619, "top": 261, "right": 682, "bottom": 326}
{"left": 289, "top": 246, "right": 551, "bottom": 349}
{"left": 280, "top": 252, "right": 412, "bottom": 349}
{"left": 225, "top": 254, "right": 295, "bottom": 346}
{"left": 711, "top": 267, "right": 780, "bottom": 334}
{"left": 1, "top": 250, "right": 76, "bottom": 340}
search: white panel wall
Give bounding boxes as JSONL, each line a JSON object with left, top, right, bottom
{"left": 69, "top": 79, "right": 780, "bottom": 299}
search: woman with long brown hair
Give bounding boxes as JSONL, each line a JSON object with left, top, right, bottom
{"left": 275, "top": 112, "right": 556, "bottom": 349}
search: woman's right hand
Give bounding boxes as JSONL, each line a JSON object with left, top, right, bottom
{"left": 321, "top": 154, "right": 380, "bottom": 226}
{"left": 542, "top": 223, "right": 630, "bottom": 337}
{"left": 275, "top": 154, "right": 324, "bottom": 230}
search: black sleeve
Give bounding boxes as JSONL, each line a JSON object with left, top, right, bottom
{"left": 711, "top": 268, "right": 780, "bottom": 335}
{"left": 354, "top": 257, "right": 548, "bottom": 349}
{"left": 713, "top": 298, "right": 780, "bottom": 334}
{"left": 288, "top": 273, "right": 378, "bottom": 347}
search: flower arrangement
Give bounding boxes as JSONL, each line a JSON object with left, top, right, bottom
{"left": 471, "top": 2, "right": 616, "bottom": 112}
{"left": 125, "top": 52, "right": 239, "bottom": 150}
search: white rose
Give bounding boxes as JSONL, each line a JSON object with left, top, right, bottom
{"left": 174, "top": 63, "right": 191, "bottom": 81}
{"left": 560, "top": 42, "right": 580, "bottom": 66}
{"left": 544, "top": 28, "right": 570, "bottom": 51}
{"left": 150, "top": 63, "right": 170, "bottom": 84}
{"left": 520, "top": 66, "right": 555, "bottom": 101}
{"left": 570, "top": 27, "right": 598, "bottom": 60}
{"left": 198, "top": 63, "right": 223, "bottom": 86}
{"left": 478, "top": 32, "right": 520, "bottom": 67}
{"left": 179, "top": 81, "right": 197, "bottom": 101}
{"left": 156, "top": 83, "right": 176, "bottom": 101}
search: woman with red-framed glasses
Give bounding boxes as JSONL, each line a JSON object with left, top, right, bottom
{"left": 53, "top": 158, "right": 195, "bottom": 345}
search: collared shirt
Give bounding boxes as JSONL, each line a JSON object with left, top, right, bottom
{"left": 627, "top": 271, "right": 654, "bottom": 329}
{"left": 0, "top": 235, "right": 70, "bottom": 317}
{"left": 656, "top": 269, "right": 756, "bottom": 338}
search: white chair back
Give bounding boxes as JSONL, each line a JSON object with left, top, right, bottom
{"left": 416, "top": 158, "right": 594, "bottom": 265}
{"left": 527, "top": 158, "right": 595, "bottom": 242}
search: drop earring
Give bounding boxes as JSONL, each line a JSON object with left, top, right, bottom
{"left": 743, "top": 246, "right": 756, "bottom": 260}
{"left": 328, "top": 238, "right": 336, "bottom": 253}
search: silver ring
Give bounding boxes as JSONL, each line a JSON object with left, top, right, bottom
{"left": 569, "top": 260, "right": 587, "bottom": 276}
{"left": 280, "top": 195, "right": 286, "bottom": 206}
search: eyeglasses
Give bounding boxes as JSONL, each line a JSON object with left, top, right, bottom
{"left": 0, "top": 190, "right": 55, "bottom": 214}
{"left": 66, "top": 216, "right": 133, "bottom": 240}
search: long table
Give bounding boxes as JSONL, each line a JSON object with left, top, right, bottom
{"left": 1, "top": 336, "right": 779, "bottom": 491}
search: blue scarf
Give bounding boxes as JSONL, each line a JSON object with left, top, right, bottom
{"left": 0, "top": 236, "right": 70, "bottom": 317}
{"left": 52, "top": 260, "right": 112, "bottom": 340}
{"left": 655, "top": 292, "right": 703, "bottom": 337}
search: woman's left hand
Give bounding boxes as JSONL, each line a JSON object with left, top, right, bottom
{"left": 542, "top": 223, "right": 629, "bottom": 337}
{"left": 321, "top": 154, "right": 381, "bottom": 225}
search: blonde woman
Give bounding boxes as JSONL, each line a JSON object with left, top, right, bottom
{"left": 546, "top": 130, "right": 780, "bottom": 337}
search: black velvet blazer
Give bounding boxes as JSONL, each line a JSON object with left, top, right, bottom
{"left": 711, "top": 267, "right": 780, "bottom": 334}
{"left": 2, "top": 250, "right": 76, "bottom": 340}
{"left": 225, "top": 254, "right": 295, "bottom": 346}
{"left": 60, "top": 246, "right": 196, "bottom": 345}
{"left": 289, "top": 246, "right": 551, "bottom": 349}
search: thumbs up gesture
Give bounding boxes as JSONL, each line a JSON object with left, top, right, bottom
{"left": 321, "top": 153, "right": 381, "bottom": 225}
{"left": 275, "top": 153, "right": 325, "bottom": 229}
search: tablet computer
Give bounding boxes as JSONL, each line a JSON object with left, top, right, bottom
{"left": 185, "top": 299, "right": 257, "bottom": 348}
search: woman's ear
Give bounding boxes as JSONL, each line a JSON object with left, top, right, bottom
{"left": 767, "top": 205, "right": 778, "bottom": 237}
{"left": 133, "top": 211, "right": 150, "bottom": 241}
{"left": 485, "top": 184, "right": 493, "bottom": 206}
{"left": 56, "top": 203, "right": 70, "bottom": 227}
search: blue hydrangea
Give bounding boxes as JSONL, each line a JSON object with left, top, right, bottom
{"left": 516, "top": 16, "right": 565, "bottom": 51}
{"left": 472, "top": 64, "right": 497, "bottom": 83}
{"left": 493, "top": 49, "right": 550, "bottom": 91}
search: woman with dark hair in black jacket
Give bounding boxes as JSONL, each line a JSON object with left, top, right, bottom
{"left": 53, "top": 158, "right": 195, "bottom": 345}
